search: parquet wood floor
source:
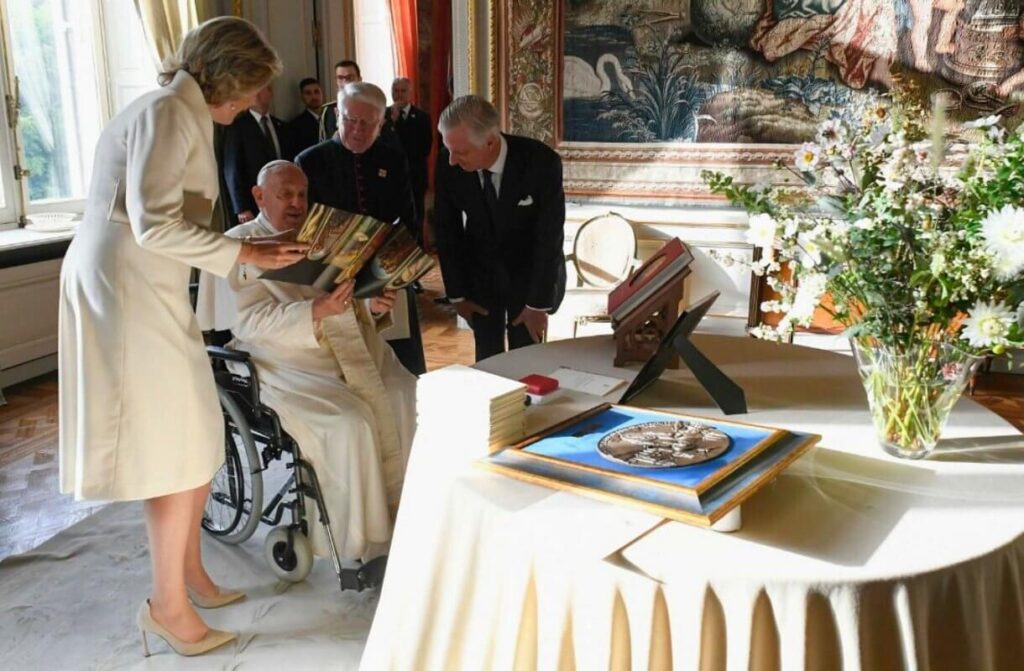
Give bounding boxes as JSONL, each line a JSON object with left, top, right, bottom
{"left": 1, "top": 264, "right": 1020, "bottom": 559}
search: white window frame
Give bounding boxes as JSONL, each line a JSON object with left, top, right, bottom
{"left": 0, "top": 0, "right": 151, "bottom": 231}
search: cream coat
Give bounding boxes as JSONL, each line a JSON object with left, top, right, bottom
{"left": 196, "top": 215, "right": 417, "bottom": 559}
{"left": 59, "top": 71, "right": 242, "bottom": 501}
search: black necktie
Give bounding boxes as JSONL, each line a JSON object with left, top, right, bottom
{"left": 481, "top": 169, "right": 500, "bottom": 227}
{"left": 260, "top": 115, "right": 280, "bottom": 159}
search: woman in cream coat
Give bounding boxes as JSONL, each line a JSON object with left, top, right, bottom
{"left": 59, "top": 18, "right": 306, "bottom": 656}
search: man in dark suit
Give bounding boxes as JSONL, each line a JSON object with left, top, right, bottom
{"left": 434, "top": 95, "right": 566, "bottom": 361}
{"left": 222, "top": 85, "right": 289, "bottom": 223}
{"left": 287, "top": 77, "right": 325, "bottom": 155}
{"left": 384, "top": 77, "right": 432, "bottom": 241}
{"left": 317, "top": 59, "right": 363, "bottom": 140}
{"left": 295, "top": 81, "right": 425, "bottom": 374}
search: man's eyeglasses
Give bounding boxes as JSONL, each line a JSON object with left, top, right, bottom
{"left": 341, "top": 115, "right": 378, "bottom": 130}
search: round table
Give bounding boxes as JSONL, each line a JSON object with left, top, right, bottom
{"left": 361, "top": 335, "right": 1024, "bottom": 671}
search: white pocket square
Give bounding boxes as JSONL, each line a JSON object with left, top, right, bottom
{"left": 517, "top": 195, "right": 534, "bottom": 206}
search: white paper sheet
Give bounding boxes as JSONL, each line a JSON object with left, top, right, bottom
{"left": 549, "top": 366, "right": 628, "bottom": 397}
{"left": 515, "top": 490, "right": 666, "bottom": 560}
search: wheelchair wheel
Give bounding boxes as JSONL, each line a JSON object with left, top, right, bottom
{"left": 264, "top": 526, "right": 314, "bottom": 583}
{"left": 202, "top": 388, "right": 264, "bottom": 545}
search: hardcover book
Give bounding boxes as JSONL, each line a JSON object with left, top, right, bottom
{"left": 261, "top": 203, "right": 434, "bottom": 298}
{"left": 607, "top": 238, "right": 693, "bottom": 322}
{"left": 480, "top": 404, "right": 819, "bottom": 526}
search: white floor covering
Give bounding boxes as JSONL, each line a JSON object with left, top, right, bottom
{"left": 0, "top": 499, "right": 376, "bottom": 670}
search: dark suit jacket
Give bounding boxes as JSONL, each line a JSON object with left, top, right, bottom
{"left": 434, "top": 133, "right": 566, "bottom": 312}
{"left": 222, "top": 111, "right": 288, "bottom": 218}
{"left": 294, "top": 137, "right": 416, "bottom": 232}
{"left": 384, "top": 105, "right": 432, "bottom": 194}
{"left": 287, "top": 109, "right": 321, "bottom": 156}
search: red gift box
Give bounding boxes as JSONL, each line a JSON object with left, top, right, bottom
{"left": 519, "top": 374, "right": 559, "bottom": 396}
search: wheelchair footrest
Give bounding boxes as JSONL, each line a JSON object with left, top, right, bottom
{"left": 338, "top": 555, "right": 388, "bottom": 592}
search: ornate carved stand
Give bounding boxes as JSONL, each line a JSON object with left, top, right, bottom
{"left": 611, "top": 272, "right": 687, "bottom": 368}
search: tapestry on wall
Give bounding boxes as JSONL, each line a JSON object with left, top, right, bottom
{"left": 560, "top": 0, "right": 1023, "bottom": 145}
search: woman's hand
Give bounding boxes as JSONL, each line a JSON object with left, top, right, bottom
{"left": 369, "top": 289, "right": 397, "bottom": 316}
{"left": 312, "top": 280, "right": 356, "bottom": 321}
{"left": 237, "top": 235, "right": 308, "bottom": 269}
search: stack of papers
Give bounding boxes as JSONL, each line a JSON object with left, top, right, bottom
{"left": 417, "top": 365, "right": 527, "bottom": 452}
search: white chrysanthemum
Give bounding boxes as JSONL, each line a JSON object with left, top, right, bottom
{"left": 746, "top": 213, "right": 778, "bottom": 248}
{"left": 980, "top": 204, "right": 1024, "bottom": 279}
{"left": 794, "top": 143, "right": 821, "bottom": 172}
{"left": 930, "top": 252, "right": 946, "bottom": 275}
{"left": 867, "top": 121, "right": 891, "bottom": 148}
{"left": 817, "top": 118, "right": 847, "bottom": 147}
{"left": 853, "top": 217, "right": 875, "bottom": 230}
{"left": 789, "top": 272, "right": 827, "bottom": 323}
{"left": 960, "top": 301, "right": 1015, "bottom": 348}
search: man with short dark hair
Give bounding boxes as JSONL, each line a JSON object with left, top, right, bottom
{"left": 385, "top": 77, "right": 432, "bottom": 242}
{"left": 222, "top": 84, "right": 289, "bottom": 223}
{"left": 287, "top": 77, "right": 325, "bottom": 154}
{"left": 335, "top": 60, "right": 362, "bottom": 90}
{"left": 320, "top": 60, "right": 363, "bottom": 139}
{"left": 434, "top": 95, "right": 566, "bottom": 361}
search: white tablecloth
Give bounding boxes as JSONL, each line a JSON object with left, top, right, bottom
{"left": 362, "top": 335, "right": 1024, "bottom": 671}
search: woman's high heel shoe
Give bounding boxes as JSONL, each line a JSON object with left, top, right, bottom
{"left": 137, "top": 600, "right": 236, "bottom": 657}
{"left": 187, "top": 586, "right": 246, "bottom": 609}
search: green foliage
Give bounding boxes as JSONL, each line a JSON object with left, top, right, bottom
{"left": 703, "top": 95, "right": 1024, "bottom": 355}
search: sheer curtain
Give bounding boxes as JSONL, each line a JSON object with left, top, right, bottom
{"left": 132, "top": 0, "right": 199, "bottom": 65}
{"left": 389, "top": 0, "right": 418, "bottom": 78}
{"left": 4, "top": 0, "right": 103, "bottom": 203}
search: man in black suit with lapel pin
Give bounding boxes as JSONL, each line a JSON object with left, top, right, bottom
{"left": 385, "top": 77, "right": 433, "bottom": 242}
{"left": 287, "top": 77, "right": 325, "bottom": 155}
{"left": 295, "top": 81, "right": 426, "bottom": 375}
{"left": 434, "top": 95, "right": 566, "bottom": 362}
{"left": 222, "top": 84, "right": 289, "bottom": 223}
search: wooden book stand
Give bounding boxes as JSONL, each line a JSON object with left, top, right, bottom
{"left": 611, "top": 268, "right": 689, "bottom": 368}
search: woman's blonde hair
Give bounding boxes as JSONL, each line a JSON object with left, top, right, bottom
{"left": 158, "top": 17, "right": 282, "bottom": 105}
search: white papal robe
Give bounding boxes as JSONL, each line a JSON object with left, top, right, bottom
{"left": 197, "top": 215, "right": 417, "bottom": 559}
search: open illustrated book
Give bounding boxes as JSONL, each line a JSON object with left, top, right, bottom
{"left": 260, "top": 203, "right": 435, "bottom": 298}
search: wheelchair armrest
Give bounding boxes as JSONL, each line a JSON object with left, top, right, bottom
{"left": 206, "top": 345, "right": 251, "bottom": 363}
{"left": 207, "top": 346, "right": 262, "bottom": 410}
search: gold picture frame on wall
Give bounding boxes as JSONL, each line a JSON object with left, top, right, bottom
{"left": 486, "top": 0, "right": 1024, "bottom": 205}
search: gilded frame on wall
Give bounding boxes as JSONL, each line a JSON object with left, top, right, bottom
{"left": 487, "top": 0, "right": 1024, "bottom": 204}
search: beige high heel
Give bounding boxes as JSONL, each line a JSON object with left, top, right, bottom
{"left": 137, "top": 600, "right": 236, "bottom": 657}
{"left": 187, "top": 586, "right": 246, "bottom": 609}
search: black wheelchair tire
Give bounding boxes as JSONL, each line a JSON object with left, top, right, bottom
{"left": 202, "top": 388, "right": 265, "bottom": 545}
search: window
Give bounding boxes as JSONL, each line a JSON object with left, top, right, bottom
{"left": 0, "top": 0, "right": 154, "bottom": 227}
{"left": 5, "top": 0, "right": 104, "bottom": 204}
{"left": 353, "top": 0, "right": 396, "bottom": 98}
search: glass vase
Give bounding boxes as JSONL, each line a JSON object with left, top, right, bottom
{"left": 850, "top": 339, "right": 986, "bottom": 459}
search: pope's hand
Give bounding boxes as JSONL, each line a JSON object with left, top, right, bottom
{"left": 312, "top": 279, "right": 356, "bottom": 321}
{"left": 369, "top": 289, "right": 397, "bottom": 316}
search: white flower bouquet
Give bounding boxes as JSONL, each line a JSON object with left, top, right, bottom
{"left": 703, "top": 89, "right": 1024, "bottom": 457}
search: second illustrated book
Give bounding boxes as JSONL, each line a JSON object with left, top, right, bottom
{"left": 261, "top": 203, "right": 434, "bottom": 297}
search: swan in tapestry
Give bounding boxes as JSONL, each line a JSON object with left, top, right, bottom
{"left": 564, "top": 54, "right": 634, "bottom": 99}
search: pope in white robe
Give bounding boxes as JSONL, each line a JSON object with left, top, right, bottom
{"left": 197, "top": 160, "right": 417, "bottom": 560}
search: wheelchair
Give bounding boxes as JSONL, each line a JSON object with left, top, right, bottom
{"left": 201, "top": 343, "right": 386, "bottom": 592}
